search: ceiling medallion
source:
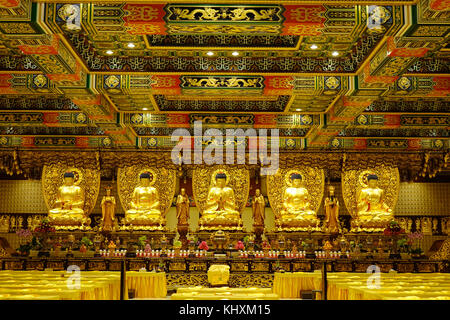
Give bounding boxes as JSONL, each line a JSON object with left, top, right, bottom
{"left": 397, "top": 77, "right": 411, "bottom": 90}
{"left": 131, "top": 113, "right": 144, "bottom": 125}
{"left": 331, "top": 138, "right": 340, "bottom": 148}
{"left": 301, "top": 115, "right": 313, "bottom": 125}
{"left": 434, "top": 140, "right": 443, "bottom": 148}
{"left": 325, "top": 76, "right": 340, "bottom": 90}
{"left": 357, "top": 115, "right": 368, "bottom": 125}
{"left": 102, "top": 137, "right": 112, "bottom": 147}
{"left": 104, "top": 75, "right": 120, "bottom": 89}
{"left": 75, "top": 113, "right": 87, "bottom": 123}
{"left": 33, "top": 75, "right": 48, "bottom": 88}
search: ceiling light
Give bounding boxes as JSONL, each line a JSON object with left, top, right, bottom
{"left": 332, "top": 51, "right": 339, "bottom": 57}
{"left": 206, "top": 51, "right": 214, "bottom": 56}
{"left": 232, "top": 51, "right": 239, "bottom": 56}
{"left": 310, "top": 44, "right": 318, "bottom": 50}
{"left": 127, "top": 43, "right": 135, "bottom": 48}
{"left": 296, "top": 108, "right": 302, "bottom": 112}
{"left": 106, "top": 50, "right": 114, "bottom": 55}
{"left": 142, "top": 108, "right": 148, "bottom": 111}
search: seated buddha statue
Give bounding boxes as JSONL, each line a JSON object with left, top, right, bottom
{"left": 48, "top": 172, "right": 89, "bottom": 229}
{"left": 352, "top": 174, "right": 393, "bottom": 232}
{"left": 124, "top": 172, "right": 164, "bottom": 229}
{"left": 199, "top": 172, "right": 242, "bottom": 230}
{"left": 277, "top": 173, "right": 320, "bottom": 231}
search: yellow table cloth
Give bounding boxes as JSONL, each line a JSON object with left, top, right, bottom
{"left": 325, "top": 273, "right": 450, "bottom": 300}
{"left": 0, "top": 270, "right": 162, "bottom": 300}
{"left": 272, "top": 272, "right": 322, "bottom": 299}
{"left": 126, "top": 272, "right": 167, "bottom": 298}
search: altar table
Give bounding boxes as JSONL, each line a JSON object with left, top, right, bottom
{"left": 326, "top": 273, "right": 450, "bottom": 300}
{"left": 272, "top": 272, "right": 322, "bottom": 299}
{"left": 0, "top": 270, "right": 167, "bottom": 300}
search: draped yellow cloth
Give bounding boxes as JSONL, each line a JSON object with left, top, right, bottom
{"left": 326, "top": 273, "right": 450, "bottom": 300}
{"left": 272, "top": 272, "right": 450, "bottom": 300}
{"left": 0, "top": 270, "right": 167, "bottom": 300}
{"left": 171, "top": 286, "right": 278, "bottom": 300}
{"left": 272, "top": 272, "right": 322, "bottom": 299}
{"left": 126, "top": 271, "right": 167, "bottom": 298}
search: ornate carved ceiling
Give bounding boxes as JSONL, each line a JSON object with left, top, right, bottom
{"left": 0, "top": 0, "right": 448, "bottom": 152}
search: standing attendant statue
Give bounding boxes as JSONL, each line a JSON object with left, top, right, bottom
{"left": 252, "top": 189, "right": 265, "bottom": 243}
{"left": 101, "top": 186, "right": 116, "bottom": 232}
{"left": 176, "top": 188, "right": 190, "bottom": 226}
{"left": 324, "top": 185, "right": 340, "bottom": 234}
{"left": 176, "top": 188, "right": 190, "bottom": 248}
{"left": 252, "top": 189, "right": 265, "bottom": 227}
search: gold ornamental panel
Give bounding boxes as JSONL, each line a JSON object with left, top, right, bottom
{"left": 266, "top": 167, "right": 325, "bottom": 217}
{"left": 192, "top": 165, "right": 250, "bottom": 214}
{"left": 41, "top": 164, "right": 100, "bottom": 215}
{"left": 117, "top": 165, "right": 176, "bottom": 216}
{"left": 341, "top": 166, "right": 400, "bottom": 218}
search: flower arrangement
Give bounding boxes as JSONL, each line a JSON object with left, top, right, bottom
{"left": 80, "top": 236, "right": 93, "bottom": 248}
{"left": 137, "top": 236, "right": 147, "bottom": 249}
{"left": 16, "top": 235, "right": 42, "bottom": 255}
{"left": 261, "top": 240, "right": 270, "bottom": 250}
{"left": 16, "top": 229, "right": 32, "bottom": 238}
{"left": 235, "top": 240, "right": 245, "bottom": 250}
{"left": 397, "top": 238, "right": 409, "bottom": 253}
{"left": 198, "top": 241, "right": 209, "bottom": 251}
{"left": 383, "top": 221, "right": 404, "bottom": 236}
{"left": 407, "top": 231, "right": 424, "bottom": 255}
{"left": 34, "top": 218, "right": 55, "bottom": 233}
{"left": 173, "top": 240, "right": 182, "bottom": 249}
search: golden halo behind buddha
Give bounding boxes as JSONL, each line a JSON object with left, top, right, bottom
{"left": 210, "top": 169, "right": 230, "bottom": 186}
{"left": 358, "top": 170, "right": 377, "bottom": 188}
{"left": 284, "top": 169, "right": 307, "bottom": 187}
{"left": 61, "top": 167, "right": 83, "bottom": 185}
{"left": 137, "top": 168, "right": 157, "bottom": 186}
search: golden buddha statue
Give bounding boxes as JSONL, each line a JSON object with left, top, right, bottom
{"left": 124, "top": 172, "right": 164, "bottom": 229}
{"left": 48, "top": 172, "right": 89, "bottom": 230}
{"left": 352, "top": 174, "right": 393, "bottom": 232}
{"left": 277, "top": 173, "right": 320, "bottom": 231}
{"left": 199, "top": 172, "right": 242, "bottom": 230}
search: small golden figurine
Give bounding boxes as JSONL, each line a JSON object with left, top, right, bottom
{"left": 10, "top": 216, "right": 15, "bottom": 232}
{"left": 421, "top": 217, "right": 432, "bottom": 235}
{"left": 108, "top": 240, "right": 116, "bottom": 251}
{"left": 415, "top": 218, "right": 421, "bottom": 232}
{"left": 101, "top": 185, "right": 116, "bottom": 232}
{"left": 176, "top": 188, "right": 190, "bottom": 226}
{"left": 324, "top": 185, "right": 340, "bottom": 234}
{"left": 0, "top": 216, "right": 9, "bottom": 233}
{"left": 252, "top": 189, "right": 265, "bottom": 227}
{"left": 407, "top": 218, "right": 413, "bottom": 233}
{"left": 432, "top": 218, "right": 438, "bottom": 234}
